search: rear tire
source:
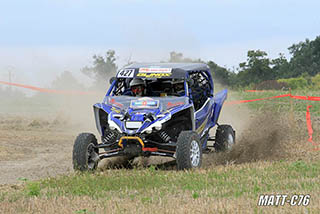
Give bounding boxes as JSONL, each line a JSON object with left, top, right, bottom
{"left": 176, "top": 131, "right": 202, "bottom": 170}
{"left": 73, "top": 133, "right": 99, "bottom": 171}
{"left": 214, "top": 125, "right": 235, "bottom": 152}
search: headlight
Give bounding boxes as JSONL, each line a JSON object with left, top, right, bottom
{"left": 113, "top": 113, "right": 124, "bottom": 120}
{"left": 154, "top": 121, "right": 162, "bottom": 130}
{"left": 141, "top": 113, "right": 170, "bottom": 134}
{"left": 145, "top": 129, "right": 152, "bottom": 134}
{"left": 108, "top": 115, "right": 122, "bottom": 132}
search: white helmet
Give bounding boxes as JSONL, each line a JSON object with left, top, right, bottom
{"left": 130, "top": 78, "right": 144, "bottom": 87}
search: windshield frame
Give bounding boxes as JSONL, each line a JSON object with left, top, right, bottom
{"left": 107, "top": 77, "right": 189, "bottom": 97}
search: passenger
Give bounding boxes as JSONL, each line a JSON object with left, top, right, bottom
{"left": 173, "top": 79, "right": 185, "bottom": 96}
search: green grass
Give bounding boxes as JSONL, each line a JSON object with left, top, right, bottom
{"left": 2, "top": 160, "right": 319, "bottom": 203}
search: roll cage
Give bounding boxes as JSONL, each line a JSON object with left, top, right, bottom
{"left": 107, "top": 66, "right": 214, "bottom": 111}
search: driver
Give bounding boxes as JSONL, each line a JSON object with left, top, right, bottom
{"left": 173, "top": 79, "right": 185, "bottom": 96}
{"left": 130, "top": 78, "right": 145, "bottom": 96}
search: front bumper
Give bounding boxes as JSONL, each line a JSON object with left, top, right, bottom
{"left": 97, "top": 135, "right": 176, "bottom": 160}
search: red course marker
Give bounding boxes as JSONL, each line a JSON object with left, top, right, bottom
{"left": 225, "top": 94, "right": 291, "bottom": 105}
{"left": 306, "top": 105, "right": 320, "bottom": 151}
{"left": 0, "top": 80, "right": 96, "bottom": 95}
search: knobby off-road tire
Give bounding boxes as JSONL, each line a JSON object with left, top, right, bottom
{"left": 214, "top": 125, "right": 235, "bottom": 152}
{"left": 176, "top": 131, "right": 202, "bottom": 170}
{"left": 73, "top": 133, "right": 99, "bottom": 171}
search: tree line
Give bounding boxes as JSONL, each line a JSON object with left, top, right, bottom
{"left": 209, "top": 36, "right": 320, "bottom": 89}
{"left": 81, "top": 36, "right": 320, "bottom": 90}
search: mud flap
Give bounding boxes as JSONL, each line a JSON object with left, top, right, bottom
{"left": 212, "top": 89, "right": 228, "bottom": 125}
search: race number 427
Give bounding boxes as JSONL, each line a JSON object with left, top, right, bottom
{"left": 117, "top": 69, "right": 135, "bottom": 78}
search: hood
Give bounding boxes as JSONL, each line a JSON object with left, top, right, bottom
{"left": 103, "top": 96, "right": 188, "bottom": 134}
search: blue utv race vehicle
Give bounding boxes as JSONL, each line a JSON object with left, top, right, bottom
{"left": 72, "top": 63, "right": 235, "bottom": 171}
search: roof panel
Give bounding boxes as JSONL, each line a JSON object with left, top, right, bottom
{"left": 118, "top": 63, "right": 209, "bottom": 79}
{"left": 125, "top": 63, "right": 209, "bottom": 71}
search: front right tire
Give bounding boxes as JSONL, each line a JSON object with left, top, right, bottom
{"left": 72, "top": 133, "right": 99, "bottom": 171}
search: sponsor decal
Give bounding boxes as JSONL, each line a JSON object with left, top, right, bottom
{"left": 139, "top": 68, "right": 172, "bottom": 73}
{"left": 257, "top": 194, "right": 311, "bottom": 206}
{"left": 167, "top": 101, "right": 184, "bottom": 108}
{"left": 130, "top": 99, "right": 159, "bottom": 108}
{"left": 137, "top": 73, "right": 172, "bottom": 78}
{"left": 196, "top": 116, "right": 208, "bottom": 135}
{"left": 110, "top": 98, "right": 123, "bottom": 108}
{"left": 111, "top": 107, "right": 120, "bottom": 113}
{"left": 137, "top": 67, "right": 172, "bottom": 78}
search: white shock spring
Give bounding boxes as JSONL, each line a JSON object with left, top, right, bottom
{"left": 104, "top": 132, "right": 116, "bottom": 144}
{"left": 159, "top": 131, "right": 171, "bottom": 142}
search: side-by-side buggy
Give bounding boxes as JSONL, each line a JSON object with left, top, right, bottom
{"left": 72, "top": 63, "right": 235, "bottom": 170}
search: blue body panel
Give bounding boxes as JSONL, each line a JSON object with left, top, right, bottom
{"left": 212, "top": 89, "right": 228, "bottom": 125}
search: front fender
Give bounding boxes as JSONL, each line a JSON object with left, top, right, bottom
{"left": 169, "top": 104, "right": 195, "bottom": 131}
{"left": 93, "top": 103, "right": 113, "bottom": 136}
{"left": 212, "top": 89, "right": 227, "bottom": 124}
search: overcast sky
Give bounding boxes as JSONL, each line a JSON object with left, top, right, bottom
{"left": 0, "top": 0, "right": 320, "bottom": 88}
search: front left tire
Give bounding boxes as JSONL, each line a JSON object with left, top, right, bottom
{"left": 176, "top": 131, "right": 202, "bottom": 170}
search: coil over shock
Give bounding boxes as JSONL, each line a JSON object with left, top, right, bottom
{"left": 103, "top": 131, "right": 117, "bottom": 144}
{"left": 159, "top": 131, "right": 171, "bottom": 142}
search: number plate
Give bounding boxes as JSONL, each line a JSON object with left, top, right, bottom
{"left": 125, "top": 121, "right": 142, "bottom": 129}
{"left": 117, "top": 69, "right": 135, "bottom": 78}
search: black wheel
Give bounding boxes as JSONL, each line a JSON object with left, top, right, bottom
{"left": 73, "top": 133, "right": 99, "bottom": 171}
{"left": 176, "top": 131, "right": 202, "bottom": 170}
{"left": 214, "top": 125, "right": 235, "bottom": 152}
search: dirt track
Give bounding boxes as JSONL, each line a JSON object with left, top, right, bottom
{"left": 0, "top": 115, "right": 79, "bottom": 184}
{"left": 0, "top": 111, "right": 176, "bottom": 184}
{"left": 0, "top": 104, "right": 319, "bottom": 185}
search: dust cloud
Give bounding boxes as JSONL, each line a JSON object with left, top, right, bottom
{"left": 207, "top": 111, "right": 290, "bottom": 166}
{"left": 204, "top": 83, "right": 300, "bottom": 166}
{"left": 0, "top": 74, "right": 113, "bottom": 184}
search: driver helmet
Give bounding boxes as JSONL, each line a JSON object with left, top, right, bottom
{"left": 130, "top": 78, "right": 145, "bottom": 96}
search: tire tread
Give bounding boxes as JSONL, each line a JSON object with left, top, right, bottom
{"left": 72, "top": 133, "right": 98, "bottom": 171}
{"left": 176, "top": 131, "right": 202, "bottom": 170}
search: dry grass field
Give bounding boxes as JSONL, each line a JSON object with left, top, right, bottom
{"left": 0, "top": 90, "right": 319, "bottom": 213}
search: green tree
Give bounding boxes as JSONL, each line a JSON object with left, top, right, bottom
{"left": 271, "top": 53, "right": 290, "bottom": 79}
{"left": 236, "top": 50, "right": 273, "bottom": 86}
{"left": 82, "top": 50, "right": 117, "bottom": 90}
{"left": 288, "top": 36, "right": 320, "bottom": 77}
